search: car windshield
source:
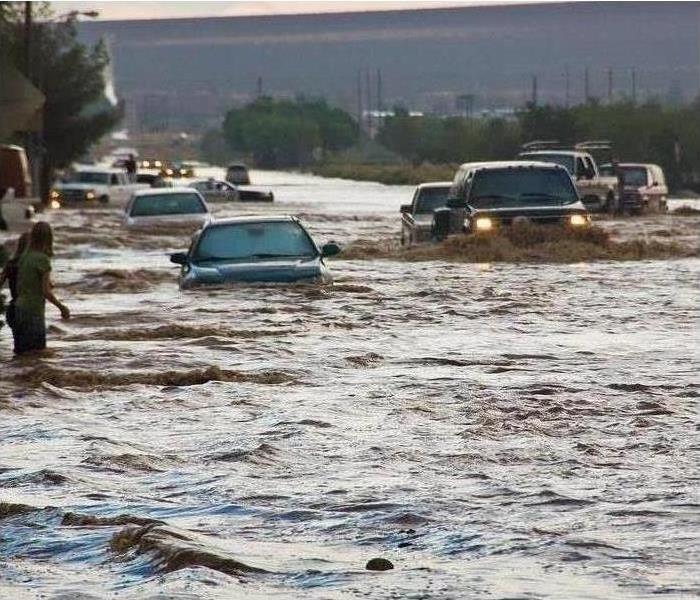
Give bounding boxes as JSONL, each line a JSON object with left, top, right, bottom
{"left": 130, "top": 193, "right": 206, "bottom": 217}
{"left": 621, "top": 167, "right": 648, "bottom": 187}
{"left": 415, "top": 187, "right": 450, "bottom": 213}
{"left": 194, "top": 221, "right": 317, "bottom": 262}
{"left": 70, "top": 171, "right": 110, "bottom": 184}
{"left": 520, "top": 153, "right": 575, "bottom": 175}
{"left": 228, "top": 166, "right": 247, "bottom": 174}
{"left": 470, "top": 168, "right": 578, "bottom": 208}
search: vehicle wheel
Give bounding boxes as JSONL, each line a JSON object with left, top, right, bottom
{"left": 99, "top": 195, "right": 109, "bottom": 204}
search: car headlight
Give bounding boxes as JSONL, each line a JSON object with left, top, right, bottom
{"left": 50, "top": 189, "right": 60, "bottom": 200}
{"left": 166, "top": 169, "right": 173, "bottom": 176}
{"left": 569, "top": 214, "right": 588, "bottom": 227}
{"left": 50, "top": 199, "right": 61, "bottom": 209}
{"left": 475, "top": 217, "right": 493, "bottom": 231}
{"left": 85, "top": 191, "right": 96, "bottom": 200}
{"left": 155, "top": 160, "right": 162, "bottom": 168}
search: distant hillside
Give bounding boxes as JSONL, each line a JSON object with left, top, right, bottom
{"left": 79, "top": 2, "right": 700, "bottom": 131}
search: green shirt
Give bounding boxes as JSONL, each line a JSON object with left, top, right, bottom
{"left": 16, "top": 250, "right": 51, "bottom": 316}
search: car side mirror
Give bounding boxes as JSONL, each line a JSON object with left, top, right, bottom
{"left": 170, "top": 252, "right": 188, "bottom": 265}
{"left": 400, "top": 204, "right": 412, "bottom": 214}
{"left": 321, "top": 242, "right": 341, "bottom": 258}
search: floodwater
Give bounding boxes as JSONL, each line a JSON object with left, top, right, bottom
{"left": 1, "top": 170, "right": 698, "bottom": 599}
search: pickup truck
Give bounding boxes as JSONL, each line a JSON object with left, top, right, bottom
{"left": 51, "top": 166, "right": 147, "bottom": 207}
{"left": 399, "top": 181, "right": 452, "bottom": 245}
{"left": 518, "top": 144, "right": 618, "bottom": 213}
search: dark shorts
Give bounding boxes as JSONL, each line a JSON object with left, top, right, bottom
{"left": 13, "top": 306, "right": 46, "bottom": 354}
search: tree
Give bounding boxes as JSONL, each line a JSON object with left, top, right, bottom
{"left": 222, "top": 97, "right": 357, "bottom": 168}
{"left": 0, "top": 2, "right": 121, "bottom": 202}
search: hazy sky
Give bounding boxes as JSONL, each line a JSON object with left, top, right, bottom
{"left": 51, "top": 1, "right": 542, "bottom": 21}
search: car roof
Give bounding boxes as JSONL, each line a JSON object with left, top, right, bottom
{"left": 74, "top": 166, "right": 125, "bottom": 173}
{"left": 458, "top": 160, "right": 568, "bottom": 171}
{"left": 132, "top": 187, "right": 201, "bottom": 197}
{"left": 618, "top": 163, "right": 656, "bottom": 169}
{"left": 227, "top": 163, "right": 247, "bottom": 168}
{"left": 206, "top": 216, "right": 297, "bottom": 227}
{"left": 518, "top": 150, "right": 587, "bottom": 158}
{"left": 417, "top": 181, "right": 453, "bottom": 189}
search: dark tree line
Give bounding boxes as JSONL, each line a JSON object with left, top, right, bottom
{"left": 378, "top": 101, "right": 700, "bottom": 191}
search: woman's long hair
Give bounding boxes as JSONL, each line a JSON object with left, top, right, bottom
{"left": 11, "top": 232, "right": 30, "bottom": 261}
{"left": 28, "top": 221, "right": 53, "bottom": 257}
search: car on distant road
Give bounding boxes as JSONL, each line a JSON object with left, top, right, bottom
{"left": 518, "top": 142, "right": 617, "bottom": 212}
{"left": 52, "top": 166, "right": 145, "bottom": 206}
{"left": 170, "top": 216, "right": 340, "bottom": 287}
{"left": 124, "top": 188, "right": 211, "bottom": 229}
{"left": 225, "top": 163, "right": 251, "bottom": 185}
{"left": 617, "top": 163, "right": 668, "bottom": 214}
{"left": 438, "top": 161, "right": 589, "bottom": 238}
{"left": 190, "top": 178, "right": 274, "bottom": 203}
{"left": 400, "top": 181, "right": 452, "bottom": 245}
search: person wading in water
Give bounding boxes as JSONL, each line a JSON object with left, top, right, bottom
{"left": 13, "top": 222, "right": 70, "bottom": 354}
{"left": 0, "top": 232, "right": 30, "bottom": 335}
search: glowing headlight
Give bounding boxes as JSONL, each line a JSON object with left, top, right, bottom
{"left": 85, "top": 191, "right": 96, "bottom": 200}
{"left": 50, "top": 199, "right": 61, "bottom": 209}
{"left": 166, "top": 169, "right": 173, "bottom": 176}
{"left": 49, "top": 189, "right": 60, "bottom": 200}
{"left": 155, "top": 160, "right": 162, "bottom": 168}
{"left": 475, "top": 217, "right": 493, "bottom": 231}
{"left": 142, "top": 160, "right": 150, "bottom": 168}
{"left": 569, "top": 214, "right": 587, "bottom": 227}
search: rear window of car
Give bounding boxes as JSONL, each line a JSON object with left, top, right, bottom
{"left": 520, "top": 153, "right": 575, "bottom": 175}
{"left": 130, "top": 193, "right": 206, "bottom": 217}
{"left": 415, "top": 186, "right": 451, "bottom": 213}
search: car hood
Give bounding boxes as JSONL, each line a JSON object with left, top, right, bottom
{"left": 471, "top": 201, "right": 587, "bottom": 217}
{"left": 186, "top": 256, "right": 323, "bottom": 285}
{"left": 125, "top": 214, "right": 210, "bottom": 228}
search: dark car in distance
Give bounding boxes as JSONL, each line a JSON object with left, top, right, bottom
{"left": 437, "top": 161, "right": 590, "bottom": 237}
{"left": 170, "top": 216, "right": 340, "bottom": 288}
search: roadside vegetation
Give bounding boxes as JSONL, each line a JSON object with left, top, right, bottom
{"left": 219, "top": 97, "right": 357, "bottom": 169}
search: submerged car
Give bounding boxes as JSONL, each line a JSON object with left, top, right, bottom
{"left": 170, "top": 216, "right": 340, "bottom": 288}
{"left": 400, "top": 181, "right": 452, "bottom": 245}
{"left": 226, "top": 163, "right": 251, "bottom": 185}
{"left": 124, "top": 188, "right": 211, "bottom": 229}
{"left": 617, "top": 163, "right": 668, "bottom": 214}
{"left": 190, "top": 179, "right": 274, "bottom": 203}
{"left": 440, "top": 161, "right": 590, "bottom": 237}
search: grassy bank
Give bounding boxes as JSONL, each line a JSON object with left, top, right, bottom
{"left": 308, "top": 163, "right": 457, "bottom": 186}
{"left": 338, "top": 224, "right": 698, "bottom": 263}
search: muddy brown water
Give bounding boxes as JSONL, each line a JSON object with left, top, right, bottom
{"left": 1, "top": 170, "right": 699, "bottom": 599}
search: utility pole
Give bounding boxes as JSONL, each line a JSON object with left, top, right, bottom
{"left": 584, "top": 67, "right": 590, "bottom": 104}
{"left": 607, "top": 68, "right": 613, "bottom": 104}
{"left": 631, "top": 69, "right": 637, "bottom": 104}
{"left": 531, "top": 75, "right": 538, "bottom": 106}
{"left": 365, "top": 68, "right": 372, "bottom": 135}
{"left": 256, "top": 76, "right": 263, "bottom": 97}
{"left": 565, "top": 66, "right": 570, "bottom": 108}
{"left": 376, "top": 68, "right": 383, "bottom": 113}
{"left": 356, "top": 69, "right": 363, "bottom": 133}
{"left": 24, "top": 1, "right": 32, "bottom": 78}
